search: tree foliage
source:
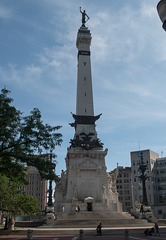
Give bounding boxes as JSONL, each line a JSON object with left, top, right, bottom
{"left": 0, "top": 88, "right": 62, "bottom": 181}
{"left": 0, "top": 174, "right": 41, "bottom": 217}
{"left": 0, "top": 173, "right": 41, "bottom": 230}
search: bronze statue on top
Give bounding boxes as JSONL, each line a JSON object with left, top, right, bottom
{"left": 80, "top": 7, "right": 90, "bottom": 27}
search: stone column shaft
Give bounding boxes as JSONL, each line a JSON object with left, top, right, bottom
{"left": 76, "top": 27, "right": 94, "bottom": 116}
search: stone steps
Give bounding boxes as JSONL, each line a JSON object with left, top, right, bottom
{"left": 57, "top": 211, "right": 134, "bottom": 220}
{"left": 52, "top": 211, "right": 152, "bottom": 228}
{"left": 54, "top": 219, "right": 149, "bottom": 227}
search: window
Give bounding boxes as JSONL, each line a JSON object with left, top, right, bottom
{"left": 125, "top": 196, "right": 130, "bottom": 200}
{"left": 158, "top": 210, "right": 162, "bottom": 215}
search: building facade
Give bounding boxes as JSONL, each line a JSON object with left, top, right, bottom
{"left": 130, "top": 149, "right": 159, "bottom": 207}
{"left": 130, "top": 149, "right": 166, "bottom": 219}
{"left": 116, "top": 167, "right": 132, "bottom": 211}
{"left": 20, "top": 166, "right": 48, "bottom": 211}
{"left": 153, "top": 157, "right": 166, "bottom": 218}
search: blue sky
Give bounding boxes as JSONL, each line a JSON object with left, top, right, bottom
{"left": 1, "top": 0, "right": 166, "bottom": 176}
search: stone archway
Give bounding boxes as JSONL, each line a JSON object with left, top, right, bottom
{"left": 84, "top": 197, "right": 94, "bottom": 211}
{"left": 87, "top": 202, "right": 93, "bottom": 211}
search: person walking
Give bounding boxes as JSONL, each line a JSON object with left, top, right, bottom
{"left": 96, "top": 222, "right": 103, "bottom": 236}
{"left": 154, "top": 222, "right": 160, "bottom": 236}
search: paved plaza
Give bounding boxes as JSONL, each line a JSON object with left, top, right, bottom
{"left": 1, "top": 227, "right": 166, "bottom": 240}
{"left": 1, "top": 234, "right": 166, "bottom": 240}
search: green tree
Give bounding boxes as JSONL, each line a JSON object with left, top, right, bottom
{"left": 0, "top": 88, "right": 62, "bottom": 181}
{"left": 0, "top": 174, "right": 41, "bottom": 230}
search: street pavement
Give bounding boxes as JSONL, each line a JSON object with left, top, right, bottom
{"left": 1, "top": 234, "right": 166, "bottom": 240}
{"left": 1, "top": 227, "right": 166, "bottom": 240}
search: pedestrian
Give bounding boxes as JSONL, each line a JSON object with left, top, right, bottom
{"left": 140, "top": 205, "right": 143, "bottom": 213}
{"left": 150, "top": 227, "right": 154, "bottom": 235}
{"left": 144, "top": 229, "right": 149, "bottom": 236}
{"left": 154, "top": 222, "right": 160, "bottom": 236}
{"left": 96, "top": 222, "right": 102, "bottom": 236}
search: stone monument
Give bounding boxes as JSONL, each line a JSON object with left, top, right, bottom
{"left": 54, "top": 9, "right": 121, "bottom": 213}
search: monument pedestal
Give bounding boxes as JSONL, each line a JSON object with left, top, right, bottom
{"left": 140, "top": 205, "right": 156, "bottom": 222}
{"left": 55, "top": 148, "right": 122, "bottom": 213}
{"left": 46, "top": 206, "right": 55, "bottom": 225}
{"left": 131, "top": 203, "right": 156, "bottom": 222}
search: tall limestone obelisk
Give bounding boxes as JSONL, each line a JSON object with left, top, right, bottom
{"left": 54, "top": 9, "right": 121, "bottom": 213}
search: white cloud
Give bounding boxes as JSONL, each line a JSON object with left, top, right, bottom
{"left": 88, "top": 1, "right": 166, "bottom": 66}
{"left": 0, "top": 4, "right": 12, "bottom": 18}
{"left": 141, "top": 1, "right": 157, "bottom": 18}
{"left": 25, "top": 65, "right": 42, "bottom": 76}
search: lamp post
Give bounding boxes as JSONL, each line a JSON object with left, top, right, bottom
{"left": 48, "top": 150, "right": 53, "bottom": 207}
{"left": 46, "top": 149, "right": 56, "bottom": 225}
{"left": 157, "top": 0, "right": 166, "bottom": 31}
{"left": 47, "top": 149, "right": 56, "bottom": 207}
{"left": 138, "top": 152, "right": 148, "bottom": 205}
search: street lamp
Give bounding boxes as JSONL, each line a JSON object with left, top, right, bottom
{"left": 47, "top": 149, "right": 56, "bottom": 207}
{"left": 45, "top": 149, "right": 56, "bottom": 225}
{"left": 157, "top": 0, "right": 166, "bottom": 31}
{"left": 138, "top": 152, "right": 148, "bottom": 205}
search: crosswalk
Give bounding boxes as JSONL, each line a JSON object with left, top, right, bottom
{"left": 11, "top": 237, "right": 78, "bottom": 240}
{"left": 52, "top": 238, "right": 78, "bottom": 240}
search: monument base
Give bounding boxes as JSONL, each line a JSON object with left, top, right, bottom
{"left": 59, "top": 196, "right": 122, "bottom": 213}
{"left": 46, "top": 206, "right": 55, "bottom": 225}
{"left": 130, "top": 203, "right": 156, "bottom": 223}
{"left": 55, "top": 148, "right": 122, "bottom": 213}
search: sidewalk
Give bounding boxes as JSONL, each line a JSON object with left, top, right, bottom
{"left": 0, "top": 226, "right": 166, "bottom": 240}
{"left": 0, "top": 234, "right": 166, "bottom": 240}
